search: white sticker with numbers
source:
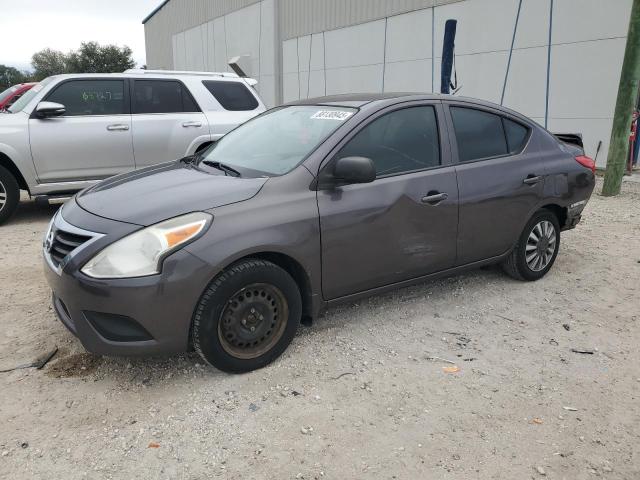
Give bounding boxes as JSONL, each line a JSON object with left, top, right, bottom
{"left": 310, "top": 110, "right": 353, "bottom": 121}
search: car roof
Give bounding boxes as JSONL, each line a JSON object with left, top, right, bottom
{"left": 43, "top": 72, "right": 251, "bottom": 83}
{"left": 284, "top": 93, "right": 534, "bottom": 123}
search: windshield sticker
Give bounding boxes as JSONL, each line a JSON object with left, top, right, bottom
{"left": 311, "top": 110, "right": 353, "bottom": 121}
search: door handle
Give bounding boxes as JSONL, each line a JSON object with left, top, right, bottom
{"left": 421, "top": 192, "right": 448, "bottom": 205}
{"left": 106, "top": 124, "right": 129, "bottom": 131}
{"left": 182, "top": 121, "right": 202, "bottom": 128}
{"left": 523, "top": 175, "right": 542, "bottom": 185}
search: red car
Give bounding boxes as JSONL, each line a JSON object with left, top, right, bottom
{"left": 0, "top": 82, "right": 35, "bottom": 110}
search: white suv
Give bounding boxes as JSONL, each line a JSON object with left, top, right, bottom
{"left": 0, "top": 69, "right": 266, "bottom": 224}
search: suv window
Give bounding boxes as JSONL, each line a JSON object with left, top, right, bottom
{"left": 202, "top": 80, "right": 258, "bottom": 111}
{"left": 450, "top": 107, "right": 508, "bottom": 162}
{"left": 46, "top": 80, "right": 126, "bottom": 116}
{"left": 337, "top": 106, "right": 440, "bottom": 177}
{"left": 133, "top": 80, "right": 200, "bottom": 114}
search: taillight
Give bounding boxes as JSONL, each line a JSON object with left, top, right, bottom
{"left": 575, "top": 155, "right": 596, "bottom": 173}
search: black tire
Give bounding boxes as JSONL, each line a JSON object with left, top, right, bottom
{"left": 0, "top": 165, "right": 20, "bottom": 226}
{"left": 192, "top": 259, "right": 302, "bottom": 373}
{"left": 502, "top": 210, "right": 560, "bottom": 281}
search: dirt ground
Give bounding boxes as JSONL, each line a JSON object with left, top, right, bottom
{"left": 1, "top": 179, "right": 639, "bottom": 480}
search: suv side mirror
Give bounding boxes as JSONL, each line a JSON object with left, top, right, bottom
{"left": 34, "top": 101, "right": 66, "bottom": 118}
{"left": 333, "top": 156, "right": 376, "bottom": 185}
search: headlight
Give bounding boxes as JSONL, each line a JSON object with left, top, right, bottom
{"left": 81, "top": 212, "right": 211, "bottom": 279}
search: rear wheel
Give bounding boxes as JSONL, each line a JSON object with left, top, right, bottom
{"left": 0, "top": 165, "right": 20, "bottom": 226}
{"left": 502, "top": 210, "right": 560, "bottom": 281}
{"left": 192, "top": 259, "right": 301, "bottom": 373}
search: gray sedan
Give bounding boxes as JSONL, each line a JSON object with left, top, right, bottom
{"left": 43, "top": 94, "right": 596, "bottom": 372}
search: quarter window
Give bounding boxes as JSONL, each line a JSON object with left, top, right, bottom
{"left": 46, "top": 80, "right": 125, "bottom": 116}
{"left": 202, "top": 80, "right": 259, "bottom": 111}
{"left": 337, "top": 106, "right": 441, "bottom": 177}
{"left": 133, "top": 80, "right": 200, "bottom": 114}
{"left": 504, "top": 118, "right": 529, "bottom": 153}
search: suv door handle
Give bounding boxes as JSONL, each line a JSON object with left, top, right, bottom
{"left": 421, "top": 192, "right": 448, "bottom": 205}
{"left": 523, "top": 175, "right": 542, "bottom": 185}
{"left": 106, "top": 124, "right": 129, "bottom": 131}
{"left": 182, "top": 121, "right": 202, "bottom": 128}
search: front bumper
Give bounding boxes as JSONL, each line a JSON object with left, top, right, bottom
{"left": 43, "top": 201, "right": 213, "bottom": 356}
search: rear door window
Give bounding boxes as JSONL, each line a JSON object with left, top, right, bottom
{"left": 450, "top": 107, "right": 508, "bottom": 162}
{"left": 46, "top": 80, "right": 126, "bottom": 116}
{"left": 133, "top": 80, "right": 200, "bottom": 114}
{"left": 202, "top": 80, "right": 259, "bottom": 111}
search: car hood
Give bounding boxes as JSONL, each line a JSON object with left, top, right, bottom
{"left": 76, "top": 161, "right": 267, "bottom": 226}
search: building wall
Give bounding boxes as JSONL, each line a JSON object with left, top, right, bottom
{"left": 144, "top": 0, "right": 634, "bottom": 166}
{"left": 168, "top": 0, "right": 277, "bottom": 107}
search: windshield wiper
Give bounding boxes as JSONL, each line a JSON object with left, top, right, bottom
{"left": 201, "top": 160, "right": 241, "bottom": 177}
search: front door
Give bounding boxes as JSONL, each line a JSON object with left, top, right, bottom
{"left": 446, "top": 104, "right": 546, "bottom": 264}
{"left": 130, "top": 79, "right": 209, "bottom": 168}
{"left": 317, "top": 104, "right": 458, "bottom": 300}
{"left": 29, "top": 79, "right": 134, "bottom": 183}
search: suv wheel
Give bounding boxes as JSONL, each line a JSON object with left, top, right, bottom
{"left": 502, "top": 210, "right": 560, "bottom": 281}
{"left": 192, "top": 259, "right": 302, "bottom": 373}
{"left": 0, "top": 165, "right": 20, "bottom": 225}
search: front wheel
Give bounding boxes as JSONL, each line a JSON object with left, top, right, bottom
{"left": 192, "top": 259, "right": 302, "bottom": 373}
{"left": 502, "top": 210, "right": 560, "bottom": 281}
{"left": 0, "top": 165, "right": 20, "bottom": 226}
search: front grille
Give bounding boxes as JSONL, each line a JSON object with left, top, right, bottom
{"left": 49, "top": 229, "right": 92, "bottom": 268}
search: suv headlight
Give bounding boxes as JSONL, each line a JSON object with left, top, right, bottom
{"left": 81, "top": 212, "right": 211, "bottom": 279}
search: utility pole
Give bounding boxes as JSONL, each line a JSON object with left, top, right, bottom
{"left": 603, "top": 0, "right": 640, "bottom": 196}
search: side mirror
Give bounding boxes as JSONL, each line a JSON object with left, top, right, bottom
{"left": 332, "top": 156, "right": 376, "bottom": 185}
{"left": 35, "top": 101, "right": 66, "bottom": 118}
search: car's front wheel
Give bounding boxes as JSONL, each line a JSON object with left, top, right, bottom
{"left": 502, "top": 210, "right": 560, "bottom": 281}
{"left": 192, "top": 259, "right": 302, "bottom": 373}
{"left": 0, "top": 165, "right": 20, "bottom": 226}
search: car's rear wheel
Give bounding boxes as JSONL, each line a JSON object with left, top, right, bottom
{"left": 502, "top": 210, "right": 560, "bottom": 281}
{"left": 192, "top": 259, "right": 301, "bottom": 373}
{"left": 0, "top": 165, "right": 20, "bottom": 226}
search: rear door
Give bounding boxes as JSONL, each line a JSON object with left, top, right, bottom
{"left": 130, "top": 79, "right": 209, "bottom": 168}
{"left": 445, "top": 103, "right": 544, "bottom": 265}
{"left": 317, "top": 103, "right": 458, "bottom": 300}
{"left": 29, "top": 78, "right": 134, "bottom": 183}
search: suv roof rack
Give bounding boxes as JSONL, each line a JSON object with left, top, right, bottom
{"left": 123, "top": 69, "right": 240, "bottom": 78}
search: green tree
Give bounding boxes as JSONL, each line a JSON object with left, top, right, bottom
{"left": 66, "top": 42, "right": 135, "bottom": 74}
{"left": 30, "top": 42, "right": 136, "bottom": 81}
{"left": 31, "top": 48, "right": 68, "bottom": 81}
{"left": 0, "top": 65, "right": 29, "bottom": 88}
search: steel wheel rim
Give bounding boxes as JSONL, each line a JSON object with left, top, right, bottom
{"left": 0, "top": 180, "right": 6, "bottom": 212}
{"left": 525, "top": 220, "right": 557, "bottom": 272}
{"left": 218, "top": 283, "right": 288, "bottom": 360}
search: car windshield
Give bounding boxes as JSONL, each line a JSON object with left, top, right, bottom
{"left": 8, "top": 78, "right": 52, "bottom": 113}
{"left": 199, "top": 105, "right": 357, "bottom": 176}
{"left": 0, "top": 85, "right": 19, "bottom": 103}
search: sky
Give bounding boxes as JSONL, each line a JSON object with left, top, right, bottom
{"left": 0, "top": 0, "right": 162, "bottom": 71}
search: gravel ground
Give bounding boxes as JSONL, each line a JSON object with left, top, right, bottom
{"left": 1, "top": 179, "right": 639, "bottom": 479}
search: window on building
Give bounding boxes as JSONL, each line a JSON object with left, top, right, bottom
{"left": 336, "top": 106, "right": 441, "bottom": 177}
{"left": 46, "top": 80, "right": 126, "bottom": 116}
{"left": 202, "top": 80, "right": 259, "bottom": 111}
{"left": 133, "top": 80, "right": 200, "bottom": 114}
